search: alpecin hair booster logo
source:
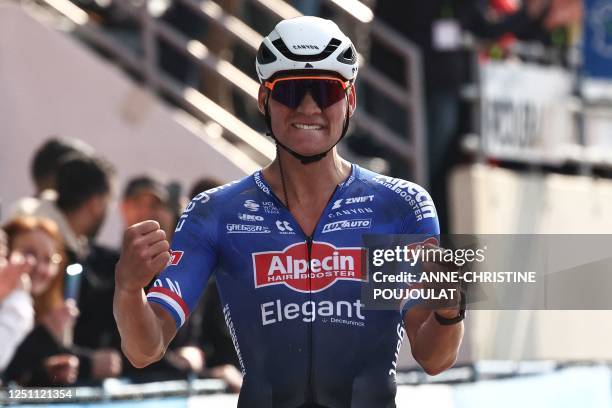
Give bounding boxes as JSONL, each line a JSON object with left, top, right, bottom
{"left": 252, "top": 242, "right": 365, "bottom": 293}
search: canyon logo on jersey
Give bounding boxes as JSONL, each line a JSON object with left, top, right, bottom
{"left": 252, "top": 242, "right": 365, "bottom": 292}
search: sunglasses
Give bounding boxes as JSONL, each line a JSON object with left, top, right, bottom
{"left": 264, "top": 76, "right": 350, "bottom": 109}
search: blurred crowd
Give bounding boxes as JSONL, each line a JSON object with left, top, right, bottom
{"left": 0, "top": 137, "right": 242, "bottom": 392}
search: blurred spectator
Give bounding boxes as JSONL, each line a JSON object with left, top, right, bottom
{"left": 187, "top": 177, "right": 243, "bottom": 393}
{"left": 189, "top": 177, "right": 225, "bottom": 199}
{"left": 30, "top": 137, "right": 94, "bottom": 196}
{"left": 11, "top": 154, "right": 122, "bottom": 384}
{"left": 121, "top": 174, "right": 175, "bottom": 239}
{"left": 12, "top": 151, "right": 111, "bottom": 260}
{"left": 12, "top": 137, "right": 94, "bottom": 219}
{"left": 368, "top": 0, "right": 552, "bottom": 232}
{"left": 1, "top": 216, "right": 82, "bottom": 386}
{"left": 0, "top": 228, "right": 35, "bottom": 374}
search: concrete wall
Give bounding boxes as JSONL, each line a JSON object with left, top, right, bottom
{"left": 0, "top": 4, "right": 259, "bottom": 248}
{"left": 449, "top": 164, "right": 612, "bottom": 361}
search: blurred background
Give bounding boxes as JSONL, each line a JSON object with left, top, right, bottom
{"left": 0, "top": 0, "right": 611, "bottom": 406}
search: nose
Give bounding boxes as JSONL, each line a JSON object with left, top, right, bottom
{"left": 296, "top": 91, "right": 322, "bottom": 115}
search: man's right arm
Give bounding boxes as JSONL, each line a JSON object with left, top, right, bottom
{"left": 113, "top": 221, "right": 174, "bottom": 368}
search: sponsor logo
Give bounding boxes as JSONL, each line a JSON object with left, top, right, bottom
{"left": 226, "top": 224, "right": 271, "bottom": 234}
{"left": 253, "top": 242, "right": 365, "bottom": 292}
{"left": 322, "top": 218, "right": 371, "bottom": 233}
{"left": 223, "top": 304, "right": 246, "bottom": 375}
{"left": 275, "top": 220, "right": 294, "bottom": 234}
{"left": 263, "top": 201, "right": 280, "bottom": 214}
{"left": 331, "top": 195, "right": 375, "bottom": 210}
{"left": 292, "top": 44, "right": 320, "bottom": 50}
{"left": 328, "top": 207, "right": 374, "bottom": 219}
{"left": 261, "top": 299, "right": 365, "bottom": 326}
{"left": 253, "top": 172, "right": 270, "bottom": 195}
{"left": 389, "top": 323, "right": 407, "bottom": 378}
{"left": 168, "top": 250, "right": 183, "bottom": 266}
{"left": 244, "top": 200, "right": 260, "bottom": 212}
{"left": 238, "top": 213, "right": 264, "bottom": 222}
{"left": 372, "top": 176, "right": 436, "bottom": 221}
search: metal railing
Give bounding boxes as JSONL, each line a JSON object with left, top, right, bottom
{"left": 35, "top": 0, "right": 428, "bottom": 184}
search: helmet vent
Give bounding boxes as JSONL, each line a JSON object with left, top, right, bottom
{"left": 337, "top": 44, "right": 357, "bottom": 64}
{"left": 257, "top": 44, "right": 277, "bottom": 64}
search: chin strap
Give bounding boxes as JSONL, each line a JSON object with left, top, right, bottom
{"left": 264, "top": 94, "right": 351, "bottom": 165}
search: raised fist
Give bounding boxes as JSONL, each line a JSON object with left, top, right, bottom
{"left": 115, "top": 220, "right": 170, "bottom": 292}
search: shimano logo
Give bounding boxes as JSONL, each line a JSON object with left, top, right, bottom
{"left": 292, "top": 44, "right": 320, "bottom": 50}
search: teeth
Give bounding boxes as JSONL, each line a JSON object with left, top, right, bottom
{"left": 293, "top": 123, "right": 322, "bottom": 130}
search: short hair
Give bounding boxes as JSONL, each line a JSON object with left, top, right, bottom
{"left": 30, "top": 137, "right": 94, "bottom": 191}
{"left": 122, "top": 174, "right": 169, "bottom": 204}
{"left": 56, "top": 154, "right": 114, "bottom": 213}
{"left": 189, "top": 177, "right": 223, "bottom": 199}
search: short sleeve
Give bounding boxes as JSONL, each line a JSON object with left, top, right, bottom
{"left": 147, "top": 192, "right": 219, "bottom": 329}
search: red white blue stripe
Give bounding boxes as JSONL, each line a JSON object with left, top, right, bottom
{"left": 147, "top": 287, "right": 189, "bottom": 328}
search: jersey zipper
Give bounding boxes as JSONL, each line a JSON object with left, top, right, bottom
{"left": 305, "top": 234, "right": 316, "bottom": 403}
{"left": 257, "top": 172, "right": 350, "bottom": 404}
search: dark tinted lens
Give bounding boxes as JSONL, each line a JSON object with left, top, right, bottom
{"left": 271, "top": 79, "right": 345, "bottom": 109}
{"left": 309, "top": 79, "right": 346, "bottom": 108}
{"left": 271, "top": 80, "right": 308, "bottom": 109}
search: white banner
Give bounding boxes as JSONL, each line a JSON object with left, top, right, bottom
{"left": 481, "top": 61, "right": 577, "bottom": 164}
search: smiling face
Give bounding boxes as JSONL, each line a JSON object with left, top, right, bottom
{"left": 259, "top": 78, "right": 356, "bottom": 157}
{"left": 11, "top": 229, "right": 61, "bottom": 296}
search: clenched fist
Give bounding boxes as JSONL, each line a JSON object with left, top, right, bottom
{"left": 115, "top": 221, "right": 171, "bottom": 292}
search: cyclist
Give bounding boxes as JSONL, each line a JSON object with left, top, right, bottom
{"left": 114, "top": 16, "right": 464, "bottom": 408}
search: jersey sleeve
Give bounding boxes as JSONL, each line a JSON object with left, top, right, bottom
{"left": 146, "top": 192, "right": 219, "bottom": 329}
{"left": 399, "top": 182, "right": 440, "bottom": 237}
{"left": 397, "top": 182, "right": 441, "bottom": 318}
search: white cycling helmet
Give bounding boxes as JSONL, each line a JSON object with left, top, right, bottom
{"left": 256, "top": 16, "right": 358, "bottom": 83}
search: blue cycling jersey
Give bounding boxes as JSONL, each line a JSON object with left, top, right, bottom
{"left": 147, "top": 164, "right": 439, "bottom": 408}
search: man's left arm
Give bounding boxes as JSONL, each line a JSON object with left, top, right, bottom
{"left": 404, "top": 299, "right": 464, "bottom": 376}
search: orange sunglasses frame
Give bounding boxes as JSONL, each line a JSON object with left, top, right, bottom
{"left": 264, "top": 76, "right": 351, "bottom": 91}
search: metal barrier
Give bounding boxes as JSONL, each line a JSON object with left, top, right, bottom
{"left": 26, "top": 0, "right": 428, "bottom": 184}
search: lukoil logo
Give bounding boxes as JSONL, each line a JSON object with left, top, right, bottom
{"left": 322, "top": 219, "right": 371, "bottom": 233}
{"left": 243, "top": 200, "right": 260, "bottom": 212}
{"left": 252, "top": 242, "right": 365, "bottom": 292}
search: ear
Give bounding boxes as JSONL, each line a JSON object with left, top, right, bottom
{"left": 120, "top": 199, "right": 129, "bottom": 219}
{"left": 258, "top": 84, "right": 268, "bottom": 114}
{"left": 347, "top": 84, "right": 357, "bottom": 117}
{"left": 86, "top": 195, "right": 103, "bottom": 214}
